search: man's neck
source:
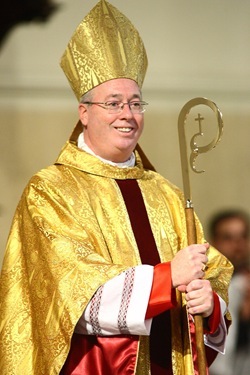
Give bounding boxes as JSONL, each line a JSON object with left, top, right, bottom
{"left": 77, "top": 132, "right": 135, "bottom": 168}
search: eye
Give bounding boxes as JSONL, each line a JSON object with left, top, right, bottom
{"left": 106, "top": 101, "right": 120, "bottom": 108}
{"left": 130, "top": 102, "right": 142, "bottom": 109}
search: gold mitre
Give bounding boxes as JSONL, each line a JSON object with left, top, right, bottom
{"left": 60, "top": 0, "right": 148, "bottom": 101}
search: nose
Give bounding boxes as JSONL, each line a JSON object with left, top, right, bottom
{"left": 120, "top": 103, "right": 133, "bottom": 118}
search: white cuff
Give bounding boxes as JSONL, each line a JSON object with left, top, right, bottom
{"left": 204, "top": 295, "right": 228, "bottom": 354}
{"left": 75, "top": 265, "right": 154, "bottom": 336}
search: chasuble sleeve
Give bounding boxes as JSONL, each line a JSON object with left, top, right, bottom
{"left": 0, "top": 170, "right": 132, "bottom": 374}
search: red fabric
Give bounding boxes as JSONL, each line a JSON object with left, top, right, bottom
{"left": 115, "top": 179, "right": 161, "bottom": 266}
{"left": 206, "top": 292, "right": 221, "bottom": 334}
{"left": 146, "top": 262, "right": 177, "bottom": 319}
{"left": 115, "top": 180, "right": 173, "bottom": 374}
{"left": 60, "top": 334, "right": 139, "bottom": 375}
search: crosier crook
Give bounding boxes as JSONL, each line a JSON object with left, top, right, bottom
{"left": 178, "top": 97, "right": 224, "bottom": 375}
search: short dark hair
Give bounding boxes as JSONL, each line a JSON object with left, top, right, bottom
{"left": 209, "top": 209, "right": 250, "bottom": 239}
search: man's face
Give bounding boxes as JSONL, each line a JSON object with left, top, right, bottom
{"left": 78, "top": 78, "right": 144, "bottom": 163}
{"left": 213, "top": 218, "right": 250, "bottom": 270}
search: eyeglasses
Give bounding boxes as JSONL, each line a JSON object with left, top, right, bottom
{"left": 82, "top": 100, "right": 148, "bottom": 114}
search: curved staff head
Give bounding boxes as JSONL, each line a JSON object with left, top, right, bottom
{"left": 178, "top": 97, "right": 224, "bottom": 206}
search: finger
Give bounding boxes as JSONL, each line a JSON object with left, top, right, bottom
{"left": 200, "top": 242, "right": 210, "bottom": 252}
{"left": 199, "top": 243, "right": 209, "bottom": 254}
{"left": 187, "top": 305, "right": 204, "bottom": 316}
{"left": 187, "top": 296, "right": 214, "bottom": 317}
{"left": 186, "top": 297, "right": 203, "bottom": 309}
{"left": 177, "top": 285, "right": 187, "bottom": 293}
{"left": 192, "top": 243, "right": 209, "bottom": 254}
{"left": 186, "top": 290, "right": 203, "bottom": 304}
{"left": 186, "top": 294, "right": 208, "bottom": 309}
{"left": 200, "top": 254, "right": 208, "bottom": 265}
{"left": 186, "top": 279, "right": 204, "bottom": 292}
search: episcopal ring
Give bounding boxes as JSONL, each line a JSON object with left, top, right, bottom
{"left": 202, "top": 264, "right": 207, "bottom": 272}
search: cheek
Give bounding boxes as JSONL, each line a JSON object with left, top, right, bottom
{"left": 136, "top": 117, "right": 144, "bottom": 132}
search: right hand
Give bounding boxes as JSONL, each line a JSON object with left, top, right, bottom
{"left": 171, "top": 243, "right": 209, "bottom": 288}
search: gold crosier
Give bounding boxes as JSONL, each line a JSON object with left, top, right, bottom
{"left": 178, "top": 98, "right": 224, "bottom": 374}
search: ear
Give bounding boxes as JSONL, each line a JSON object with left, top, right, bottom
{"left": 78, "top": 103, "right": 89, "bottom": 126}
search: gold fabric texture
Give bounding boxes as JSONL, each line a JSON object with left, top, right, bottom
{"left": 60, "top": 0, "right": 148, "bottom": 100}
{"left": 0, "top": 136, "right": 233, "bottom": 375}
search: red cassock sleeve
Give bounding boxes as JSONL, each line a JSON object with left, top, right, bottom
{"left": 145, "top": 262, "right": 177, "bottom": 319}
{"left": 146, "top": 263, "right": 222, "bottom": 335}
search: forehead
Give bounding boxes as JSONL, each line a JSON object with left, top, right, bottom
{"left": 218, "top": 218, "right": 248, "bottom": 234}
{"left": 92, "top": 78, "right": 141, "bottom": 99}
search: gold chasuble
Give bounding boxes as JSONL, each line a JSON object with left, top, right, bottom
{"left": 0, "top": 132, "right": 232, "bottom": 374}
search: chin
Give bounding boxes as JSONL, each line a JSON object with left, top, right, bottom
{"left": 109, "top": 151, "right": 132, "bottom": 163}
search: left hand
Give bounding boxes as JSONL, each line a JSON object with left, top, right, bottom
{"left": 178, "top": 279, "right": 214, "bottom": 318}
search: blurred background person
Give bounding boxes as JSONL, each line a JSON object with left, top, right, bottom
{"left": 209, "top": 209, "right": 250, "bottom": 375}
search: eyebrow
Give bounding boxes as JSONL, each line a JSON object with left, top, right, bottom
{"left": 104, "top": 93, "right": 142, "bottom": 101}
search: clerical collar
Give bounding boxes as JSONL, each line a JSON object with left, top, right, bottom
{"left": 77, "top": 132, "right": 136, "bottom": 168}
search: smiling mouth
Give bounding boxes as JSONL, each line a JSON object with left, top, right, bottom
{"left": 115, "top": 127, "right": 133, "bottom": 133}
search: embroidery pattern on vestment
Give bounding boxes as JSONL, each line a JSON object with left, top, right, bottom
{"left": 90, "top": 285, "right": 104, "bottom": 335}
{"left": 118, "top": 267, "right": 135, "bottom": 334}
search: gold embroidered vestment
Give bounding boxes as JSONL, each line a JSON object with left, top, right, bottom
{"left": 0, "top": 140, "right": 233, "bottom": 374}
